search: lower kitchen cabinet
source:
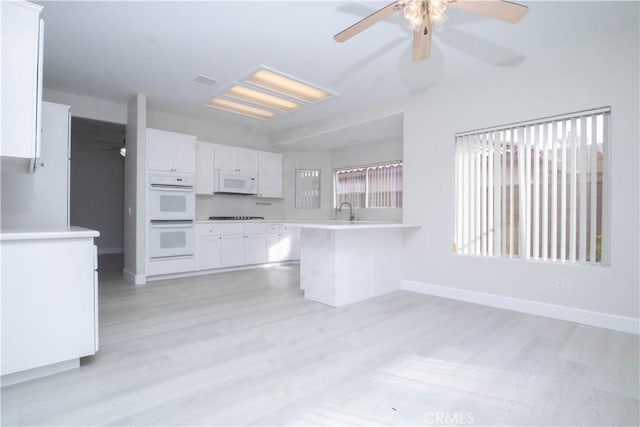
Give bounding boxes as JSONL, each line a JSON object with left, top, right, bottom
{"left": 1, "top": 227, "right": 99, "bottom": 386}
{"left": 244, "top": 234, "right": 267, "bottom": 265}
{"left": 196, "top": 222, "right": 299, "bottom": 272}
{"left": 220, "top": 235, "right": 245, "bottom": 267}
{"left": 197, "top": 235, "right": 221, "bottom": 270}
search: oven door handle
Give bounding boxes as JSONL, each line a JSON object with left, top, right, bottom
{"left": 150, "top": 221, "right": 194, "bottom": 228}
{"left": 150, "top": 184, "right": 193, "bottom": 192}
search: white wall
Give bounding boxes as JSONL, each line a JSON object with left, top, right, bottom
{"left": 44, "top": 89, "right": 127, "bottom": 124}
{"left": 147, "top": 110, "right": 270, "bottom": 151}
{"left": 403, "top": 24, "right": 639, "bottom": 319}
{"left": 123, "top": 94, "right": 146, "bottom": 284}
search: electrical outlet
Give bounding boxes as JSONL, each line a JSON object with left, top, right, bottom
{"left": 555, "top": 279, "right": 565, "bottom": 290}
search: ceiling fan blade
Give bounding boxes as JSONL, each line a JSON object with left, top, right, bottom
{"left": 334, "top": 1, "right": 401, "bottom": 42}
{"left": 449, "top": 0, "right": 529, "bottom": 24}
{"left": 412, "top": 23, "right": 432, "bottom": 61}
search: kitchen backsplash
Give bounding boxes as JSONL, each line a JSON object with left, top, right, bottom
{"left": 196, "top": 194, "right": 285, "bottom": 220}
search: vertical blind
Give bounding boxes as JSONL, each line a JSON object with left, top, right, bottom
{"left": 454, "top": 108, "right": 608, "bottom": 265}
{"left": 295, "top": 169, "right": 321, "bottom": 209}
{"left": 335, "top": 162, "right": 403, "bottom": 208}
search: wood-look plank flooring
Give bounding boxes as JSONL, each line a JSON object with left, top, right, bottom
{"left": 1, "top": 266, "right": 638, "bottom": 426}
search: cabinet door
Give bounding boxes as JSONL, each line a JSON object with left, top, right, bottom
{"left": 172, "top": 136, "right": 196, "bottom": 174}
{"left": 219, "top": 235, "right": 245, "bottom": 267}
{"left": 266, "top": 233, "right": 285, "bottom": 262}
{"left": 147, "top": 130, "right": 174, "bottom": 172}
{"left": 258, "top": 152, "right": 283, "bottom": 198}
{"left": 197, "top": 235, "right": 221, "bottom": 270}
{"left": 214, "top": 146, "right": 238, "bottom": 173}
{"left": 237, "top": 148, "right": 259, "bottom": 175}
{"left": 1, "top": 1, "right": 42, "bottom": 160}
{"left": 283, "top": 232, "right": 300, "bottom": 260}
{"left": 244, "top": 234, "right": 267, "bottom": 265}
{"left": 195, "top": 142, "right": 215, "bottom": 195}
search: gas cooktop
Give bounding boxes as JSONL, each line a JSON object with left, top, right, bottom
{"left": 208, "top": 216, "right": 265, "bottom": 221}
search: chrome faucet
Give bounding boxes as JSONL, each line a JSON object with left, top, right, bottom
{"left": 337, "top": 201, "right": 355, "bottom": 221}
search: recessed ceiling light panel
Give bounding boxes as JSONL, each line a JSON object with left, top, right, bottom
{"left": 206, "top": 97, "right": 276, "bottom": 120}
{"left": 224, "top": 85, "right": 300, "bottom": 112}
{"left": 245, "top": 67, "right": 334, "bottom": 103}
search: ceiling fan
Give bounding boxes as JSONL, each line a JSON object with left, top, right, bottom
{"left": 334, "top": 0, "right": 529, "bottom": 61}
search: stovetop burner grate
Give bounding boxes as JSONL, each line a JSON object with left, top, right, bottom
{"left": 208, "top": 216, "right": 265, "bottom": 221}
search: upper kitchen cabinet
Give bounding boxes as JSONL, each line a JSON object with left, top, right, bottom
{"left": 195, "top": 141, "right": 215, "bottom": 195}
{"left": 258, "top": 152, "right": 283, "bottom": 198}
{"left": 147, "top": 128, "right": 196, "bottom": 174}
{"left": 1, "top": 0, "right": 44, "bottom": 169}
{"left": 214, "top": 146, "right": 258, "bottom": 175}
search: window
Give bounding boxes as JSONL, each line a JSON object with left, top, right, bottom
{"left": 334, "top": 161, "right": 403, "bottom": 208}
{"left": 295, "top": 169, "right": 321, "bottom": 209}
{"left": 454, "top": 108, "right": 608, "bottom": 265}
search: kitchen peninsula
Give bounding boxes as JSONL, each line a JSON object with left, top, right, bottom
{"left": 285, "top": 221, "right": 420, "bottom": 307}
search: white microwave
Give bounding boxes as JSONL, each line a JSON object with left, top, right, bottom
{"left": 214, "top": 171, "right": 257, "bottom": 195}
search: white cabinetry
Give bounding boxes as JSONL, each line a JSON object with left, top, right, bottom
{"left": 196, "top": 224, "right": 221, "bottom": 270}
{"left": 214, "top": 146, "right": 258, "bottom": 175}
{"left": 195, "top": 142, "right": 215, "bottom": 195}
{"left": 196, "top": 222, "right": 298, "bottom": 271}
{"left": 1, "top": 228, "right": 99, "bottom": 386}
{"left": 220, "top": 235, "right": 245, "bottom": 267}
{"left": 266, "top": 224, "right": 300, "bottom": 262}
{"left": 147, "top": 129, "right": 196, "bottom": 174}
{"left": 258, "top": 152, "right": 283, "bottom": 198}
{"left": 1, "top": 0, "right": 44, "bottom": 167}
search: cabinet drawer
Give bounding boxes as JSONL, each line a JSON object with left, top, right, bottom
{"left": 244, "top": 223, "right": 266, "bottom": 234}
{"left": 197, "top": 224, "right": 221, "bottom": 236}
{"left": 266, "top": 223, "right": 280, "bottom": 233}
{"left": 218, "top": 223, "right": 245, "bottom": 235}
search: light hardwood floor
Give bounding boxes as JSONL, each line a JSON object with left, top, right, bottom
{"left": 1, "top": 265, "right": 638, "bottom": 426}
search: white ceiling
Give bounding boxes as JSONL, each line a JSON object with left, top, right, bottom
{"left": 36, "top": 1, "right": 638, "bottom": 147}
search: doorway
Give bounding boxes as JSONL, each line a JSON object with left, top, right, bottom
{"left": 70, "top": 117, "right": 126, "bottom": 281}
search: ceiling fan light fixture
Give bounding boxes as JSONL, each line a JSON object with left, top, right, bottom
{"left": 246, "top": 69, "right": 332, "bottom": 103}
{"left": 206, "top": 97, "right": 276, "bottom": 120}
{"left": 225, "top": 85, "right": 300, "bottom": 112}
{"left": 401, "top": 0, "right": 449, "bottom": 29}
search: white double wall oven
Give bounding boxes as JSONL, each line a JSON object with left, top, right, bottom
{"left": 148, "top": 174, "right": 195, "bottom": 261}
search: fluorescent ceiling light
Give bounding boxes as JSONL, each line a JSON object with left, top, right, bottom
{"left": 225, "top": 85, "right": 300, "bottom": 112}
{"left": 246, "top": 69, "right": 332, "bottom": 103}
{"left": 206, "top": 98, "right": 276, "bottom": 120}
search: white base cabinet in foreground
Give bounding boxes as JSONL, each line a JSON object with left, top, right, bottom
{"left": 0, "top": 227, "right": 99, "bottom": 386}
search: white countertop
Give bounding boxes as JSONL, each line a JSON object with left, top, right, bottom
{"left": 0, "top": 226, "right": 100, "bottom": 241}
{"left": 195, "top": 219, "right": 419, "bottom": 230}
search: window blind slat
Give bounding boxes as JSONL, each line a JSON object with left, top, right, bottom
{"left": 579, "top": 116, "right": 588, "bottom": 264}
{"left": 551, "top": 121, "right": 558, "bottom": 261}
{"left": 475, "top": 136, "right": 481, "bottom": 254}
{"left": 542, "top": 123, "right": 549, "bottom": 260}
{"left": 589, "top": 115, "right": 598, "bottom": 263}
{"left": 518, "top": 127, "right": 527, "bottom": 259}
{"left": 501, "top": 131, "right": 507, "bottom": 256}
{"left": 533, "top": 124, "right": 541, "bottom": 259}
{"left": 569, "top": 117, "right": 578, "bottom": 263}
{"left": 509, "top": 129, "right": 515, "bottom": 257}
{"left": 561, "top": 121, "right": 567, "bottom": 262}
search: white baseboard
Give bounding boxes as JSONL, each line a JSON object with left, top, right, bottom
{"left": 123, "top": 269, "right": 146, "bottom": 285}
{"left": 97, "top": 247, "right": 124, "bottom": 255}
{"left": 402, "top": 280, "right": 640, "bottom": 335}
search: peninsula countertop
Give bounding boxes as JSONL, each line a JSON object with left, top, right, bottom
{"left": 0, "top": 226, "right": 100, "bottom": 241}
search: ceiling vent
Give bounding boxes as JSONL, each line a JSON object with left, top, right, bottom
{"left": 192, "top": 75, "right": 217, "bottom": 88}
